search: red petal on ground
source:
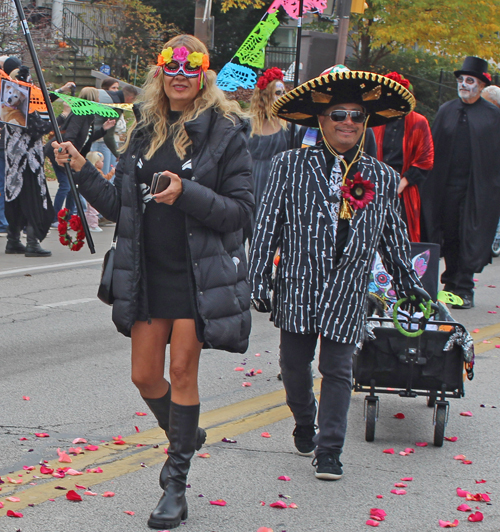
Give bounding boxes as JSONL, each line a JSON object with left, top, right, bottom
{"left": 102, "top": 491, "right": 115, "bottom": 497}
{"left": 22, "top": 396, "right": 30, "bottom": 401}
{"left": 124, "top": 511, "right": 135, "bottom": 515}
{"left": 197, "top": 453, "right": 210, "bottom": 458}
{"left": 86, "top": 467, "right": 103, "bottom": 473}
{"left": 404, "top": 448, "right": 415, "bottom": 454}
{"left": 135, "top": 412, "right": 147, "bottom": 416}
{"left": 466, "top": 493, "right": 490, "bottom": 502}
{"left": 288, "top": 502, "right": 298, "bottom": 508}
{"left": 401, "top": 477, "right": 413, "bottom": 481}
{"left": 376, "top": 495, "right": 384, "bottom": 499}
{"left": 454, "top": 455, "right": 466, "bottom": 461}
{"left": 444, "top": 436, "right": 458, "bottom": 442}
{"left": 472, "top": 329, "right": 480, "bottom": 333}
{"left": 261, "top": 432, "right": 271, "bottom": 438}
{"left": 7, "top": 477, "right": 21, "bottom": 484}
{"left": 256, "top": 369, "right": 263, "bottom": 374}
{"left": 209, "top": 499, "right": 227, "bottom": 506}
{"left": 369, "top": 509, "right": 387, "bottom": 521}
{"left": 457, "top": 488, "right": 470, "bottom": 497}
{"left": 457, "top": 504, "right": 472, "bottom": 512}
{"left": 487, "top": 285, "right": 496, "bottom": 288}
{"left": 234, "top": 367, "right": 244, "bottom": 371}
{"left": 0, "top": 502, "right": 3, "bottom": 509}
{"left": 415, "top": 442, "right": 428, "bottom": 447}
{"left": 112, "top": 436, "right": 123, "bottom": 441}
{"left": 6, "top": 497, "right": 21, "bottom": 502}
{"left": 390, "top": 489, "right": 407, "bottom": 495}
{"left": 40, "top": 466, "right": 54, "bottom": 475}
{"left": 475, "top": 480, "right": 487, "bottom": 484}
{"left": 393, "top": 413, "right": 405, "bottom": 419}
{"left": 34, "top": 433, "right": 49, "bottom": 438}
{"left": 270, "top": 501, "right": 288, "bottom": 508}
{"left": 75, "top": 484, "right": 87, "bottom": 490}
{"left": 57, "top": 449, "right": 72, "bottom": 463}
{"left": 394, "top": 483, "right": 407, "bottom": 488}
{"left": 84, "top": 491, "right": 97, "bottom": 496}
{"left": 278, "top": 476, "right": 291, "bottom": 481}
{"left": 460, "top": 411, "right": 473, "bottom": 417}
{"left": 242, "top": 382, "right": 252, "bottom": 387}
{"left": 72, "top": 438, "right": 87, "bottom": 444}
{"left": 66, "top": 490, "right": 82, "bottom": 502}
{"left": 23, "top": 465, "right": 35, "bottom": 471}
{"left": 256, "top": 528, "right": 273, "bottom": 532}
{"left": 63, "top": 469, "right": 82, "bottom": 476}
{"left": 462, "top": 460, "right": 473, "bottom": 465}
{"left": 19, "top": 437, "right": 28, "bottom": 441}
{"left": 383, "top": 448, "right": 395, "bottom": 454}
{"left": 439, "top": 519, "right": 459, "bottom": 528}
{"left": 366, "top": 520, "right": 379, "bottom": 527}
{"left": 68, "top": 447, "right": 82, "bottom": 455}
{"left": 468, "top": 512, "right": 484, "bottom": 522}
{"left": 135, "top": 426, "right": 140, "bottom": 433}
{"left": 6, "top": 510, "right": 23, "bottom": 518}
{"left": 84, "top": 445, "right": 99, "bottom": 451}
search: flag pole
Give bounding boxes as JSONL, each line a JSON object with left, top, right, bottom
{"left": 289, "top": 0, "right": 304, "bottom": 148}
{"left": 12, "top": 0, "right": 96, "bottom": 254}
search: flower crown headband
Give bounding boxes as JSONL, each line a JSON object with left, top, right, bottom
{"left": 155, "top": 46, "right": 210, "bottom": 89}
{"left": 257, "top": 67, "right": 284, "bottom": 91}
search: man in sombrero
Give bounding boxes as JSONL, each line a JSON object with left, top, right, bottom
{"left": 249, "top": 66, "right": 426, "bottom": 480}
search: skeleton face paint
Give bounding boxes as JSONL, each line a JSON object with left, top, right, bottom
{"left": 457, "top": 75, "right": 482, "bottom": 103}
{"left": 273, "top": 81, "right": 285, "bottom": 102}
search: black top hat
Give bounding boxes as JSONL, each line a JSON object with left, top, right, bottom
{"left": 454, "top": 56, "right": 491, "bottom": 86}
{"left": 272, "top": 68, "right": 415, "bottom": 128}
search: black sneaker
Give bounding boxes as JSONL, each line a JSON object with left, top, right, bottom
{"left": 452, "top": 293, "right": 474, "bottom": 309}
{"left": 312, "top": 452, "right": 343, "bottom": 480}
{"left": 292, "top": 424, "right": 317, "bottom": 456}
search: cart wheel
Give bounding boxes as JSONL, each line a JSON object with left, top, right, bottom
{"left": 434, "top": 404, "right": 446, "bottom": 447}
{"left": 365, "top": 401, "right": 377, "bottom": 442}
{"left": 427, "top": 393, "right": 437, "bottom": 408}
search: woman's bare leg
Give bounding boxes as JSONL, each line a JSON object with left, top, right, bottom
{"left": 131, "top": 318, "right": 172, "bottom": 399}
{"left": 169, "top": 319, "right": 203, "bottom": 405}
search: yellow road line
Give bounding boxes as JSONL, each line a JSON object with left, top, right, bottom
{"left": 0, "top": 381, "right": 321, "bottom": 515}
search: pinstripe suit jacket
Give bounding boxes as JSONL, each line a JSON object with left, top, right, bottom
{"left": 249, "top": 146, "right": 421, "bottom": 344}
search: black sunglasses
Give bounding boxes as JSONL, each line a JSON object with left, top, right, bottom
{"left": 326, "top": 110, "right": 367, "bottom": 123}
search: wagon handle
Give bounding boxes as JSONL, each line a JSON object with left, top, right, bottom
{"left": 392, "top": 295, "right": 434, "bottom": 337}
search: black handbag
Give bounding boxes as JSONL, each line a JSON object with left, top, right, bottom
{"left": 97, "top": 223, "right": 118, "bottom": 305}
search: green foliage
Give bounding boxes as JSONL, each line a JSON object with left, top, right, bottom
{"left": 350, "top": 0, "right": 500, "bottom": 71}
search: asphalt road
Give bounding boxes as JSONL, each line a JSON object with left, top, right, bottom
{"left": 0, "top": 225, "right": 499, "bottom": 532}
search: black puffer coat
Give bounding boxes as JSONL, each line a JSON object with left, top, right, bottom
{"left": 73, "top": 107, "right": 254, "bottom": 353}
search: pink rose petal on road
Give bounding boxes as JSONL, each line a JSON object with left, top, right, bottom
{"left": 468, "top": 512, "right": 484, "bottom": 522}
{"left": 457, "top": 488, "right": 471, "bottom": 497}
{"left": 197, "top": 453, "right": 210, "bottom": 458}
{"left": 390, "top": 489, "right": 406, "bottom": 495}
{"left": 460, "top": 411, "right": 473, "bottom": 416}
{"left": 68, "top": 447, "right": 82, "bottom": 455}
{"left": 7, "top": 477, "right": 21, "bottom": 484}
{"left": 242, "top": 382, "right": 252, "bottom": 387}
{"left": 57, "top": 448, "right": 72, "bottom": 463}
{"left": 278, "top": 476, "right": 291, "bottom": 481}
{"left": 72, "top": 438, "right": 87, "bottom": 444}
{"left": 102, "top": 491, "right": 115, "bottom": 497}
{"left": 393, "top": 413, "right": 405, "bottom": 419}
{"left": 210, "top": 499, "right": 227, "bottom": 506}
{"left": 75, "top": 484, "right": 87, "bottom": 490}
{"left": 124, "top": 511, "right": 135, "bottom": 515}
{"left": 19, "top": 437, "right": 28, "bottom": 441}
{"left": 40, "top": 465, "right": 54, "bottom": 475}
{"left": 472, "top": 328, "right": 480, "bottom": 333}
{"left": 487, "top": 285, "right": 496, "bottom": 288}
{"left": 0, "top": 502, "right": 3, "bottom": 509}
{"left": 23, "top": 465, "right": 35, "bottom": 471}
{"left": 256, "top": 369, "right": 263, "bottom": 374}
{"left": 495, "top": 345, "right": 500, "bottom": 348}
{"left": 6, "top": 510, "right": 23, "bottom": 518}
{"left": 6, "top": 497, "right": 21, "bottom": 502}
{"left": 466, "top": 493, "right": 490, "bottom": 502}
{"left": 376, "top": 495, "right": 384, "bottom": 499}
{"left": 256, "top": 528, "right": 273, "bottom": 532}
{"left": 444, "top": 436, "right": 458, "bottom": 442}
{"left": 462, "top": 460, "right": 473, "bottom": 465}
{"left": 475, "top": 480, "right": 486, "bottom": 484}
{"left": 488, "top": 311, "right": 497, "bottom": 314}
{"left": 22, "top": 396, "right": 30, "bottom": 401}
{"left": 270, "top": 501, "right": 288, "bottom": 508}
{"left": 34, "top": 433, "right": 49, "bottom": 438}
{"left": 234, "top": 367, "right": 244, "bottom": 371}
{"left": 86, "top": 467, "right": 103, "bottom": 473}
{"left": 370, "top": 509, "right": 387, "bottom": 521}
{"left": 84, "top": 445, "right": 99, "bottom": 451}
{"left": 457, "top": 504, "right": 472, "bottom": 512}
{"left": 454, "top": 454, "right": 466, "bottom": 460}
{"left": 261, "top": 432, "right": 271, "bottom": 438}
{"left": 366, "top": 520, "right": 379, "bottom": 527}
{"left": 383, "top": 448, "right": 394, "bottom": 454}
{"left": 288, "top": 502, "right": 298, "bottom": 508}
{"left": 439, "top": 519, "right": 459, "bottom": 528}
{"left": 84, "top": 491, "right": 97, "bottom": 496}
{"left": 415, "top": 442, "right": 428, "bottom": 447}
{"left": 401, "top": 477, "right": 413, "bottom": 481}
{"left": 404, "top": 448, "right": 415, "bottom": 454}
{"left": 65, "top": 469, "right": 83, "bottom": 476}
{"left": 394, "top": 483, "right": 407, "bottom": 488}
{"left": 135, "top": 412, "right": 147, "bottom": 416}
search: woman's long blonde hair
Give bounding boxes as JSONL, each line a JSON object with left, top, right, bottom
{"left": 122, "top": 34, "right": 245, "bottom": 160}
{"left": 249, "top": 79, "right": 287, "bottom": 137}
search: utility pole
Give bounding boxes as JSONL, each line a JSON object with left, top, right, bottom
{"left": 194, "top": 0, "right": 214, "bottom": 50}
{"left": 335, "top": 0, "right": 352, "bottom": 65}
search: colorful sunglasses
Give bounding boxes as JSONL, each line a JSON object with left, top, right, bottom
{"left": 163, "top": 60, "right": 202, "bottom": 78}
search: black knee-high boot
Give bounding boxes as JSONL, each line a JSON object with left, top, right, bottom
{"left": 142, "top": 388, "right": 206, "bottom": 489}
{"left": 147, "top": 402, "right": 199, "bottom": 530}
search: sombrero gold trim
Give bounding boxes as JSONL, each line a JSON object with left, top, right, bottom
{"left": 311, "top": 91, "right": 333, "bottom": 104}
{"left": 376, "top": 109, "right": 405, "bottom": 118}
{"left": 362, "top": 86, "right": 382, "bottom": 101}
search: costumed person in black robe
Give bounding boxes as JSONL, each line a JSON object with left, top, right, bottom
{"left": 420, "top": 56, "right": 500, "bottom": 309}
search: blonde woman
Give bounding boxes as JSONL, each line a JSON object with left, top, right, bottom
{"left": 52, "top": 34, "right": 253, "bottom": 530}
{"left": 248, "top": 67, "right": 289, "bottom": 215}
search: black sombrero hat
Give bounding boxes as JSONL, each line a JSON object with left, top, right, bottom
{"left": 272, "top": 67, "right": 416, "bottom": 128}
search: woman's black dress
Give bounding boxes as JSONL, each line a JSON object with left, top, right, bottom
{"left": 137, "top": 112, "right": 195, "bottom": 320}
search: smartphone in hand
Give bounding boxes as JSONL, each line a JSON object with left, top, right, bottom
{"left": 151, "top": 172, "right": 171, "bottom": 194}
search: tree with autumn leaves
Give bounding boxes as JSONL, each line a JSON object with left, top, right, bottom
{"left": 350, "top": 0, "right": 500, "bottom": 70}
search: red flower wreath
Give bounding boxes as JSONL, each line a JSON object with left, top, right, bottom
{"left": 257, "top": 67, "right": 284, "bottom": 91}
{"left": 340, "top": 172, "right": 375, "bottom": 211}
{"left": 58, "top": 208, "right": 86, "bottom": 251}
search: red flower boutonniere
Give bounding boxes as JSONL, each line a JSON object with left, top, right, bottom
{"left": 341, "top": 172, "right": 375, "bottom": 211}
{"left": 58, "top": 208, "right": 86, "bottom": 251}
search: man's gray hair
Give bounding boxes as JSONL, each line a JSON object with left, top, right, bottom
{"left": 482, "top": 85, "right": 500, "bottom": 108}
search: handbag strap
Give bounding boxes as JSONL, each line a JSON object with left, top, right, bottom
{"left": 111, "top": 213, "right": 119, "bottom": 245}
